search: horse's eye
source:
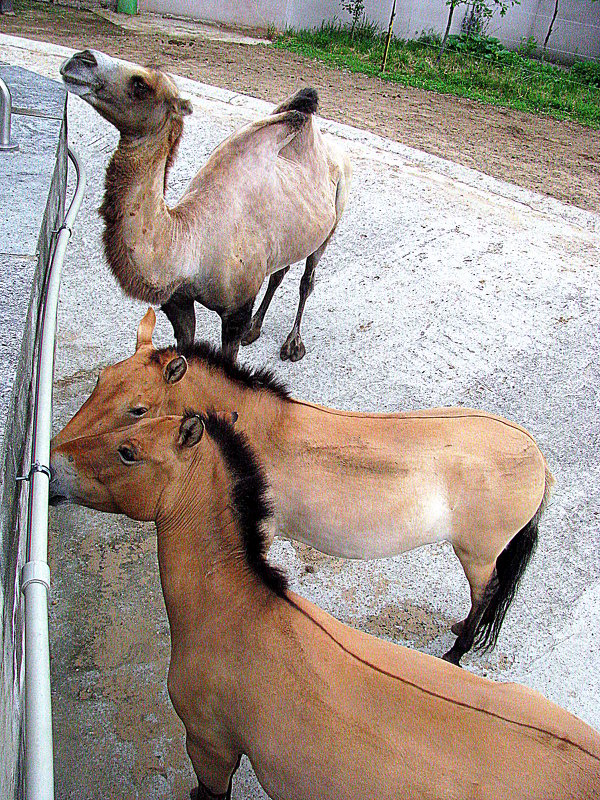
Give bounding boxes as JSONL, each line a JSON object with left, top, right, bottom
{"left": 129, "top": 406, "right": 148, "bottom": 418}
{"left": 118, "top": 445, "right": 137, "bottom": 465}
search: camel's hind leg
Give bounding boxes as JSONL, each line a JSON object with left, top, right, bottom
{"left": 280, "top": 242, "right": 327, "bottom": 362}
{"left": 443, "top": 550, "right": 497, "bottom": 666}
{"left": 242, "top": 266, "right": 290, "bottom": 346}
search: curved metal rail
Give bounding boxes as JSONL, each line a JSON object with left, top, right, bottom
{"left": 22, "top": 147, "right": 86, "bottom": 800}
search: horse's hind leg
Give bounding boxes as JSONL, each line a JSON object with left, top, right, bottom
{"left": 443, "top": 553, "right": 496, "bottom": 666}
{"left": 280, "top": 242, "right": 327, "bottom": 362}
{"left": 242, "top": 266, "right": 290, "bottom": 346}
{"left": 162, "top": 292, "right": 196, "bottom": 350}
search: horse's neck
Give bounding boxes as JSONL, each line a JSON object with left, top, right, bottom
{"left": 185, "top": 362, "right": 289, "bottom": 448}
{"left": 155, "top": 464, "right": 272, "bottom": 651}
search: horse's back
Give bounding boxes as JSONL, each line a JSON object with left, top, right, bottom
{"left": 281, "top": 591, "right": 600, "bottom": 799}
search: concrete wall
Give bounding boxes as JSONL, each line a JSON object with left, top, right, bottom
{"left": 0, "top": 66, "right": 67, "bottom": 800}
{"left": 138, "top": 0, "right": 600, "bottom": 61}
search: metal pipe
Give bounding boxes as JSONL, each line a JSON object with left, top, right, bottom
{"left": 0, "top": 76, "right": 18, "bottom": 151}
{"left": 22, "top": 147, "right": 86, "bottom": 800}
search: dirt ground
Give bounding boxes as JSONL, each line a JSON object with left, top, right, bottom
{"left": 3, "top": 4, "right": 599, "bottom": 214}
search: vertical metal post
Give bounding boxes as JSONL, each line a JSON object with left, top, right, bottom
{"left": 0, "top": 76, "right": 18, "bottom": 151}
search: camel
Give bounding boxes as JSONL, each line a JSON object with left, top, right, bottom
{"left": 52, "top": 309, "right": 553, "bottom": 665}
{"left": 60, "top": 49, "right": 351, "bottom": 361}
{"left": 49, "top": 412, "right": 600, "bottom": 800}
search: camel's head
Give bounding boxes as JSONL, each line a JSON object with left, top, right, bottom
{"left": 60, "top": 49, "right": 192, "bottom": 137}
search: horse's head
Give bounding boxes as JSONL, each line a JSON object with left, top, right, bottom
{"left": 52, "top": 309, "right": 190, "bottom": 447}
{"left": 50, "top": 413, "right": 206, "bottom": 520}
{"left": 60, "top": 49, "right": 192, "bottom": 138}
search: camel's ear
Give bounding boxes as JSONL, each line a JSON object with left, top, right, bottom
{"left": 213, "top": 410, "right": 238, "bottom": 426}
{"left": 178, "top": 415, "right": 204, "bottom": 448}
{"left": 178, "top": 98, "right": 192, "bottom": 117}
{"left": 136, "top": 308, "right": 156, "bottom": 351}
{"left": 163, "top": 356, "right": 188, "bottom": 385}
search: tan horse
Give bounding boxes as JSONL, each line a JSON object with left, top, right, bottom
{"left": 49, "top": 412, "right": 599, "bottom": 800}
{"left": 53, "top": 309, "right": 552, "bottom": 665}
{"left": 60, "top": 49, "right": 351, "bottom": 362}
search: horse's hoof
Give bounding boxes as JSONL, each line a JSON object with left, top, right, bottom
{"left": 280, "top": 336, "right": 305, "bottom": 362}
{"left": 451, "top": 621, "right": 465, "bottom": 636}
{"left": 241, "top": 323, "right": 260, "bottom": 346}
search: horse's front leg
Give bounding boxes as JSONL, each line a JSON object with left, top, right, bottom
{"left": 187, "top": 738, "right": 241, "bottom": 800}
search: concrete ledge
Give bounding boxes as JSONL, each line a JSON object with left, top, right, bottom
{"left": 0, "top": 64, "right": 67, "bottom": 800}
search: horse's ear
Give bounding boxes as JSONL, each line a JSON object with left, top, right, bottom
{"left": 164, "top": 356, "right": 188, "bottom": 385}
{"left": 178, "top": 415, "right": 204, "bottom": 448}
{"left": 136, "top": 308, "right": 156, "bottom": 351}
{"left": 213, "top": 410, "right": 238, "bottom": 426}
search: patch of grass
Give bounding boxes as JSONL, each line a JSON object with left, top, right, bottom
{"left": 275, "top": 23, "right": 600, "bottom": 128}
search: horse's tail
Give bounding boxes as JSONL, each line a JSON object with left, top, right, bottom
{"left": 474, "top": 466, "right": 554, "bottom": 652}
{"left": 273, "top": 88, "right": 319, "bottom": 116}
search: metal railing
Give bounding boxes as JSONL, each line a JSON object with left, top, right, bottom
{"left": 20, "top": 146, "right": 86, "bottom": 800}
{"left": 0, "top": 76, "right": 18, "bottom": 151}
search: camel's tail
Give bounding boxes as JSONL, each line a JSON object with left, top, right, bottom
{"left": 474, "top": 466, "right": 554, "bottom": 652}
{"left": 273, "top": 88, "right": 319, "bottom": 116}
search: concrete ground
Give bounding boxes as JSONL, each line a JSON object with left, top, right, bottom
{"left": 2, "top": 33, "right": 600, "bottom": 800}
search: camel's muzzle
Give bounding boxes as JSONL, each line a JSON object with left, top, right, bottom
{"left": 60, "top": 50, "right": 109, "bottom": 96}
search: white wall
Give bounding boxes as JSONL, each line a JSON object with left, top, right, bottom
{"left": 138, "top": 0, "right": 600, "bottom": 61}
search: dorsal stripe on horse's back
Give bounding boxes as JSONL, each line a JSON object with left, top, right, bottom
{"left": 152, "top": 342, "right": 290, "bottom": 401}
{"left": 193, "top": 410, "right": 288, "bottom": 597}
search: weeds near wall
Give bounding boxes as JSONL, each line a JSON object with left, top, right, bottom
{"left": 275, "top": 22, "right": 600, "bottom": 128}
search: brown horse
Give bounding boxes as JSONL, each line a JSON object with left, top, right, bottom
{"left": 60, "top": 50, "right": 351, "bottom": 362}
{"left": 49, "top": 412, "right": 599, "bottom": 800}
{"left": 53, "top": 309, "right": 552, "bottom": 665}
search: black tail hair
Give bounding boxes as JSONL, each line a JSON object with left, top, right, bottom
{"left": 274, "top": 88, "right": 319, "bottom": 116}
{"left": 473, "top": 469, "right": 552, "bottom": 651}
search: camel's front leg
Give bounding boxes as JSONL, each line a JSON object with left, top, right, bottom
{"left": 187, "top": 738, "right": 241, "bottom": 800}
{"left": 280, "top": 243, "right": 326, "bottom": 362}
{"left": 162, "top": 292, "right": 196, "bottom": 350}
{"left": 220, "top": 299, "right": 254, "bottom": 362}
{"left": 242, "top": 266, "right": 290, "bottom": 346}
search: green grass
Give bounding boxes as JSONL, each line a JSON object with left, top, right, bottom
{"left": 274, "top": 23, "right": 600, "bottom": 128}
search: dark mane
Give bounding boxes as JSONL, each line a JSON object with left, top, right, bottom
{"left": 193, "top": 410, "right": 288, "bottom": 597}
{"left": 153, "top": 341, "right": 291, "bottom": 401}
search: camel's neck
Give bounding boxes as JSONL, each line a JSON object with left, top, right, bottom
{"left": 100, "top": 119, "right": 189, "bottom": 305}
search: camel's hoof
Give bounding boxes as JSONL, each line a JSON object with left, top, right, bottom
{"left": 442, "top": 649, "right": 463, "bottom": 667}
{"left": 280, "top": 336, "right": 305, "bottom": 362}
{"left": 241, "top": 323, "right": 261, "bottom": 346}
{"left": 451, "top": 621, "right": 465, "bottom": 636}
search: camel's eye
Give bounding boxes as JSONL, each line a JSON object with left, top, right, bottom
{"left": 129, "top": 406, "right": 148, "bottom": 418}
{"left": 130, "top": 76, "right": 152, "bottom": 100}
{"left": 118, "top": 445, "right": 138, "bottom": 465}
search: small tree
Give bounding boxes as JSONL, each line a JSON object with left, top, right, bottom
{"left": 340, "top": 0, "right": 365, "bottom": 39}
{"left": 381, "top": 0, "right": 398, "bottom": 72}
{"left": 437, "top": 0, "right": 520, "bottom": 63}
{"left": 541, "top": 0, "right": 559, "bottom": 61}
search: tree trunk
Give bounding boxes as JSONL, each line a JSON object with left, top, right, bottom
{"left": 542, "top": 0, "right": 559, "bottom": 61}
{"left": 437, "top": 2, "right": 457, "bottom": 64}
